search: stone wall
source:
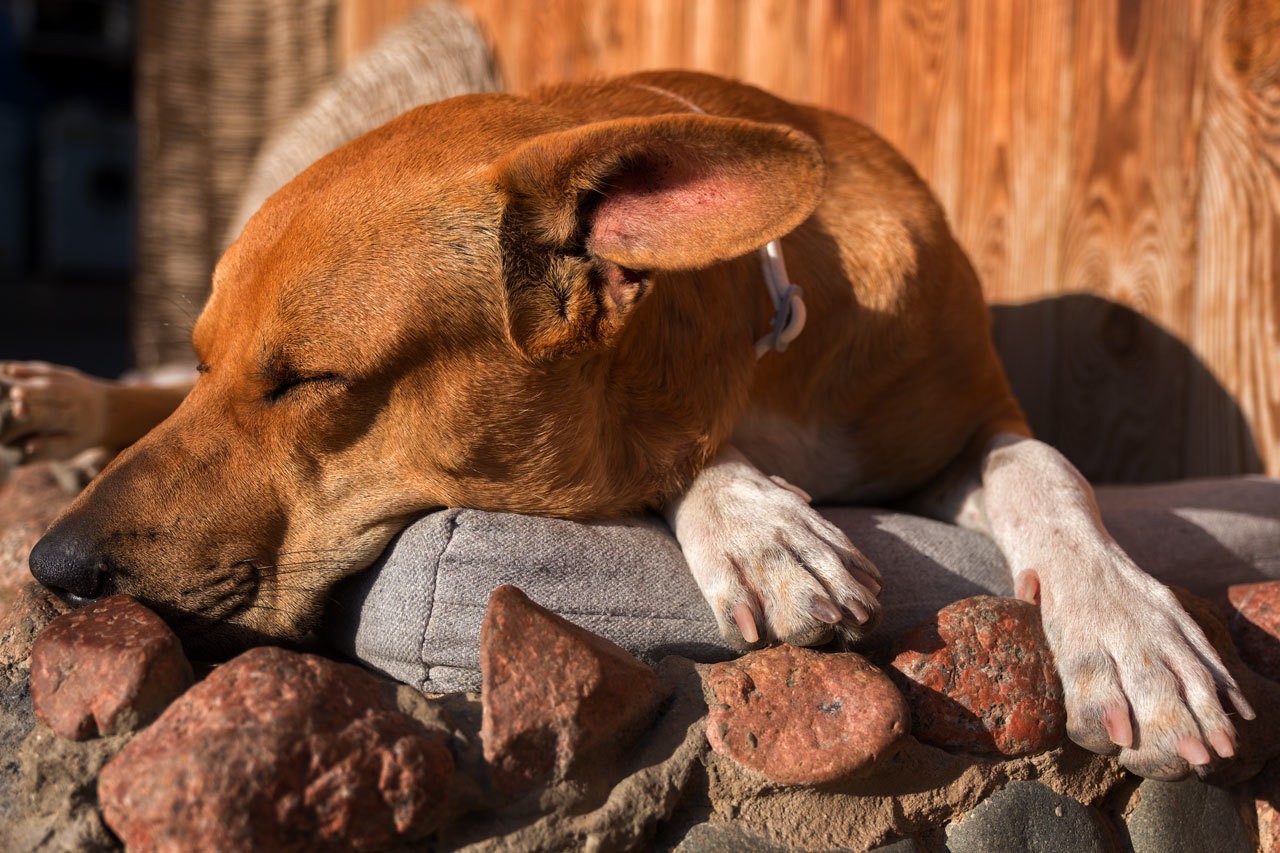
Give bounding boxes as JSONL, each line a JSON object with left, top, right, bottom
{"left": 1, "top": 465, "right": 1278, "bottom": 851}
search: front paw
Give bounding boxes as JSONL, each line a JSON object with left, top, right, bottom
{"left": 1041, "top": 557, "right": 1255, "bottom": 780}
{"left": 673, "top": 469, "right": 883, "bottom": 649}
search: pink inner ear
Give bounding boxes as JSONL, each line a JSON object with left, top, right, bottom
{"left": 587, "top": 152, "right": 760, "bottom": 267}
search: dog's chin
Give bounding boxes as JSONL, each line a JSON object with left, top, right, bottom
{"left": 148, "top": 601, "right": 325, "bottom": 661}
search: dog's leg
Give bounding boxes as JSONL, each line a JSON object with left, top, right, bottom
{"left": 911, "top": 431, "right": 1255, "bottom": 779}
{"left": 0, "top": 361, "right": 187, "bottom": 461}
{"left": 664, "top": 444, "right": 883, "bottom": 648}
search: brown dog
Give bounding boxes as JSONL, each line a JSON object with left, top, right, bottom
{"left": 19, "top": 70, "right": 1251, "bottom": 780}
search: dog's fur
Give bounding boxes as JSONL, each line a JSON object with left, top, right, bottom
{"left": 15, "top": 71, "right": 1252, "bottom": 780}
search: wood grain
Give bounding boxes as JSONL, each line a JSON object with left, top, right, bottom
{"left": 337, "top": 0, "right": 1280, "bottom": 480}
{"left": 1189, "top": 0, "right": 1280, "bottom": 477}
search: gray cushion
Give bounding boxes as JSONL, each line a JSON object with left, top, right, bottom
{"left": 323, "top": 477, "right": 1280, "bottom": 693}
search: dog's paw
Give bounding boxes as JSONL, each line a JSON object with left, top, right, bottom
{"left": 1036, "top": 548, "right": 1255, "bottom": 780}
{"left": 0, "top": 361, "right": 110, "bottom": 462}
{"left": 668, "top": 452, "right": 882, "bottom": 649}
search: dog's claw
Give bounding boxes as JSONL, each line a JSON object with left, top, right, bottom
{"left": 1207, "top": 729, "right": 1236, "bottom": 759}
{"left": 841, "top": 597, "right": 870, "bottom": 624}
{"left": 849, "top": 565, "right": 881, "bottom": 595}
{"left": 808, "top": 597, "right": 842, "bottom": 624}
{"left": 1015, "top": 569, "right": 1041, "bottom": 605}
{"left": 1176, "top": 735, "right": 1211, "bottom": 766}
{"left": 1228, "top": 687, "right": 1257, "bottom": 720}
{"left": 1103, "top": 703, "right": 1133, "bottom": 749}
{"left": 732, "top": 602, "right": 759, "bottom": 644}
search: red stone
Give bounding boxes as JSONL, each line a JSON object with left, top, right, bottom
{"left": 1227, "top": 581, "right": 1280, "bottom": 683}
{"left": 30, "top": 594, "right": 192, "bottom": 740}
{"left": 480, "top": 584, "right": 667, "bottom": 794}
{"left": 0, "top": 464, "right": 77, "bottom": 626}
{"left": 98, "top": 646, "right": 455, "bottom": 852}
{"left": 0, "top": 581, "right": 69, "bottom": 680}
{"left": 705, "top": 645, "right": 909, "bottom": 785}
{"left": 1261, "top": 801, "right": 1279, "bottom": 853}
{"left": 889, "top": 596, "right": 1065, "bottom": 757}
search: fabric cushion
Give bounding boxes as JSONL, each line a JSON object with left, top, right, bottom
{"left": 323, "top": 477, "right": 1280, "bottom": 693}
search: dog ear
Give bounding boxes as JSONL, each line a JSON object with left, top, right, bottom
{"left": 491, "top": 114, "right": 826, "bottom": 361}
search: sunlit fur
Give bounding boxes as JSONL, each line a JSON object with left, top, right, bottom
{"left": 40, "top": 71, "right": 1023, "bottom": 652}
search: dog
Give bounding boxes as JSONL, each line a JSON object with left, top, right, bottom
{"left": 13, "top": 70, "right": 1252, "bottom": 781}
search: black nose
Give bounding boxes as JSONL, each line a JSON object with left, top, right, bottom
{"left": 29, "top": 530, "right": 113, "bottom": 605}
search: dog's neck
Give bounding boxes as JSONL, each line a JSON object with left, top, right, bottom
{"left": 631, "top": 83, "right": 806, "bottom": 358}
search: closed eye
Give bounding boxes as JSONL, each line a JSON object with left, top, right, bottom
{"left": 264, "top": 373, "right": 347, "bottom": 403}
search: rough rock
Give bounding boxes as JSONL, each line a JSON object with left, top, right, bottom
{"left": 98, "top": 645, "right": 456, "bottom": 852}
{"left": 0, "top": 463, "right": 77, "bottom": 626}
{"left": 30, "top": 594, "right": 193, "bottom": 740}
{"left": 705, "top": 645, "right": 909, "bottom": 785}
{"left": 0, "top": 581, "right": 68, "bottom": 687}
{"left": 1120, "top": 777, "right": 1252, "bottom": 853}
{"left": 447, "top": 656, "right": 709, "bottom": 852}
{"left": 480, "top": 584, "right": 668, "bottom": 795}
{"left": 672, "top": 821, "right": 800, "bottom": 852}
{"left": 1227, "top": 580, "right": 1280, "bottom": 682}
{"left": 702, "top": 732, "right": 1125, "bottom": 851}
{"left": 943, "top": 780, "right": 1111, "bottom": 852}
{"left": 888, "top": 596, "right": 1065, "bottom": 757}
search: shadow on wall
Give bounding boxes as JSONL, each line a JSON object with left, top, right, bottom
{"left": 991, "top": 294, "right": 1263, "bottom": 484}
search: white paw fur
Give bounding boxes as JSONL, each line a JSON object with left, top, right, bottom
{"left": 665, "top": 445, "right": 882, "bottom": 649}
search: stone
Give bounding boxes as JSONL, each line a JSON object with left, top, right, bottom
{"left": 30, "top": 594, "right": 193, "bottom": 740}
{"left": 480, "top": 584, "right": 668, "bottom": 794}
{"left": 888, "top": 595, "right": 1065, "bottom": 757}
{"left": 98, "top": 645, "right": 456, "bottom": 851}
{"left": 0, "top": 581, "right": 68, "bottom": 687}
{"left": 705, "top": 645, "right": 909, "bottom": 785}
{"left": 0, "top": 463, "right": 77, "bottom": 626}
{"left": 450, "top": 656, "right": 708, "bottom": 851}
{"left": 943, "top": 780, "right": 1110, "bottom": 852}
{"left": 1227, "top": 580, "right": 1280, "bottom": 682}
{"left": 1121, "top": 777, "right": 1252, "bottom": 853}
{"left": 673, "top": 821, "right": 800, "bottom": 852}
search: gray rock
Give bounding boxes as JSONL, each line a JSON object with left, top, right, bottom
{"left": 673, "top": 820, "right": 874, "bottom": 852}
{"left": 945, "top": 780, "right": 1109, "bottom": 852}
{"left": 673, "top": 821, "right": 797, "bottom": 852}
{"left": 1122, "top": 777, "right": 1252, "bottom": 853}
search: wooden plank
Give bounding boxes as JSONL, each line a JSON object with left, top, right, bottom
{"left": 333, "top": 0, "right": 1279, "bottom": 479}
{"left": 1046, "top": 0, "right": 1210, "bottom": 481}
{"left": 1189, "top": 0, "right": 1280, "bottom": 476}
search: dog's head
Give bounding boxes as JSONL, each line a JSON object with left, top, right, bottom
{"left": 29, "top": 92, "right": 825, "bottom": 653}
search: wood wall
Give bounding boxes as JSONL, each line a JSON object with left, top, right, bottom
{"left": 339, "top": 0, "right": 1280, "bottom": 482}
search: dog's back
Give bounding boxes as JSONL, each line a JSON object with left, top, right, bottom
{"left": 531, "top": 71, "right": 1027, "bottom": 504}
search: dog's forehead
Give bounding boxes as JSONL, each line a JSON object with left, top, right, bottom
{"left": 195, "top": 95, "right": 561, "bottom": 371}
{"left": 198, "top": 202, "right": 503, "bottom": 374}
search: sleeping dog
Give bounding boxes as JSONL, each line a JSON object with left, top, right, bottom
{"left": 16, "top": 70, "right": 1251, "bottom": 780}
